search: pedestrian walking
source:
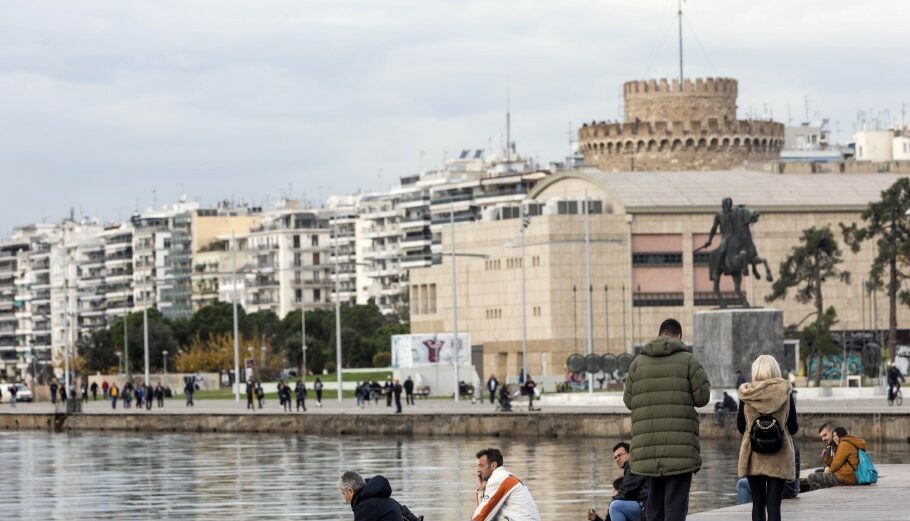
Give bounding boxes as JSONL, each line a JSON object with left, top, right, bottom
{"left": 295, "top": 380, "right": 307, "bottom": 412}
{"left": 123, "top": 385, "right": 133, "bottom": 409}
{"left": 50, "top": 381, "right": 58, "bottom": 405}
{"left": 623, "top": 318, "right": 710, "bottom": 521}
{"left": 184, "top": 378, "right": 195, "bottom": 407}
{"left": 355, "top": 382, "right": 366, "bottom": 409}
{"left": 155, "top": 383, "right": 165, "bottom": 407}
{"left": 314, "top": 377, "right": 324, "bottom": 407}
{"left": 59, "top": 385, "right": 67, "bottom": 404}
{"left": 145, "top": 384, "right": 154, "bottom": 410}
{"left": 523, "top": 375, "right": 537, "bottom": 411}
{"left": 8, "top": 383, "right": 17, "bottom": 408}
{"left": 486, "top": 375, "right": 498, "bottom": 405}
{"left": 90, "top": 381, "right": 98, "bottom": 401}
{"left": 134, "top": 384, "right": 143, "bottom": 409}
{"left": 384, "top": 378, "right": 393, "bottom": 407}
{"left": 101, "top": 380, "right": 109, "bottom": 400}
{"left": 737, "top": 355, "right": 798, "bottom": 521}
{"left": 246, "top": 380, "right": 255, "bottom": 411}
{"left": 403, "top": 376, "right": 415, "bottom": 406}
{"left": 81, "top": 381, "right": 88, "bottom": 402}
{"left": 281, "top": 382, "right": 292, "bottom": 412}
{"left": 393, "top": 379, "right": 403, "bottom": 414}
{"left": 110, "top": 384, "right": 119, "bottom": 409}
{"left": 256, "top": 382, "right": 265, "bottom": 409}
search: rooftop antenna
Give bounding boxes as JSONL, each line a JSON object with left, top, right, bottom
{"left": 803, "top": 95, "right": 809, "bottom": 124}
{"left": 677, "top": 0, "right": 684, "bottom": 84}
{"left": 506, "top": 89, "right": 512, "bottom": 163}
{"left": 152, "top": 187, "right": 157, "bottom": 209}
{"left": 787, "top": 100, "right": 792, "bottom": 125}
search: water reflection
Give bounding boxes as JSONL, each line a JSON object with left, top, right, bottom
{"left": 3, "top": 432, "right": 907, "bottom": 520}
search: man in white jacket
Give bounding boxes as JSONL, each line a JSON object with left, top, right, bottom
{"left": 473, "top": 448, "right": 541, "bottom": 521}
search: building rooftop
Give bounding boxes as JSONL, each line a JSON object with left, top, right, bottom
{"left": 532, "top": 169, "right": 909, "bottom": 213}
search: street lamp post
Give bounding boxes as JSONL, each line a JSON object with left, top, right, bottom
{"left": 583, "top": 192, "right": 594, "bottom": 395}
{"left": 520, "top": 202, "right": 529, "bottom": 385}
{"left": 231, "top": 232, "right": 240, "bottom": 401}
{"left": 333, "top": 218, "right": 343, "bottom": 403}
{"left": 450, "top": 204, "right": 460, "bottom": 402}
{"left": 143, "top": 305, "right": 149, "bottom": 386}
{"left": 162, "top": 350, "right": 168, "bottom": 377}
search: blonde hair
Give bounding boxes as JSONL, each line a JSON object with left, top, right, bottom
{"left": 751, "top": 355, "right": 782, "bottom": 382}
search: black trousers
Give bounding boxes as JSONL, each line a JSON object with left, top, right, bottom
{"left": 296, "top": 397, "right": 306, "bottom": 411}
{"left": 746, "top": 475, "right": 785, "bottom": 521}
{"left": 406, "top": 391, "right": 414, "bottom": 405}
{"left": 646, "top": 473, "right": 692, "bottom": 521}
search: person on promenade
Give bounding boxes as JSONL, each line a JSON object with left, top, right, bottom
{"left": 50, "top": 381, "right": 58, "bottom": 405}
{"left": 101, "top": 380, "right": 109, "bottom": 400}
{"left": 59, "top": 384, "right": 67, "bottom": 404}
{"left": 143, "top": 383, "right": 152, "bottom": 410}
{"left": 256, "top": 382, "right": 265, "bottom": 409}
{"left": 587, "top": 478, "right": 625, "bottom": 521}
{"left": 295, "top": 380, "right": 307, "bottom": 412}
{"left": 806, "top": 426, "right": 866, "bottom": 490}
{"left": 588, "top": 441, "right": 648, "bottom": 521}
{"left": 523, "top": 375, "right": 537, "bottom": 411}
{"left": 278, "top": 380, "right": 287, "bottom": 410}
{"left": 384, "top": 377, "right": 394, "bottom": 407}
{"left": 8, "top": 383, "right": 17, "bottom": 408}
{"left": 887, "top": 362, "right": 905, "bottom": 403}
{"left": 90, "top": 381, "right": 98, "bottom": 401}
{"left": 736, "top": 355, "right": 798, "bottom": 521}
{"left": 123, "top": 384, "right": 132, "bottom": 409}
{"left": 473, "top": 447, "right": 541, "bottom": 521}
{"left": 393, "top": 378, "right": 403, "bottom": 414}
{"left": 314, "top": 377, "right": 324, "bottom": 407}
{"left": 735, "top": 369, "right": 748, "bottom": 389}
{"left": 487, "top": 375, "right": 499, "bottom": 405}
{"left": 81, "top": 381, "right": 88, "bottom": 402}
{"left": 110, "top": 383, "right": 119, "bottom": 409}
{"left": 403, "top": 376, "right": 415, "bottom": 406}
{"left": 714, "top": 392, "right": 738, "bottom": 425}
{"left": 622, "top": 318, "right": 710, "bottom": 521}
{"left": 356, "top": 382, "right": 367, "bottom": 409}
{"left": 184, "top": 378, "right": 195, "bottom": 407}
{"left": 816, "top": 423, "right": 835, "bottom": 470}
{"left": 338, "top": 471, "right": 404, "bottom": 521}
{"left": 281, "top": 382, "right": 292, "bottom": 412}
{"left": 155, "top": 383, "right": 165, "bottom": 408}
{"left": 246, "top": 380, "right": 255, "bottom": 411}
{"left": 736, "top": 445, "right": 800, "bottom": 505}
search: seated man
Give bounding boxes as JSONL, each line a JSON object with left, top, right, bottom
{"left": 713, "top": 392, "right": 738, "bottom": 425}
{"left": 473, "top": 448, "right": 541, "bottom": 521}
{"left": 588, "top": 442, "right": 647, "bottom": 521}
{"left": 806, "top": 426, "right": 866, "bottom": 490}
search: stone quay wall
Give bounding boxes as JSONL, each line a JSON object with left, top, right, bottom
{"left": 2, "top": 412, "right": 908, "bottom": 442}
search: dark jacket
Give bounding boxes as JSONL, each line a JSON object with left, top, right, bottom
{"left": 403, "top": 379, "right": 414, "bottom": 393}
{"left": 615, "top": 462, "right": 648, "bottom": 502}
{"left": 623, "top": 336, "right": 711, "bottom": 476}
{"left": 351, "top": 475, "right": 404, "bottom": 521}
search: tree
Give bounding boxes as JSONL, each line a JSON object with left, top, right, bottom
{"left": 110, "top": 308, "right": 179, "bottom": 374}
{"left": 190, "top": 301, "right": 248, "bottom": 344}
{"left": 77, "top": 329, "right": 118, "bottom": 373}
{"left": 841, "top": 177, "right": 910, "bottom": 363}
{"left": 767, "top": 225, "right": 850, "bottom": 385}
{"left": 176, "top": 332, "right": 243, "bottom": 373}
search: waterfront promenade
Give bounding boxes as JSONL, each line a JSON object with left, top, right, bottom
{"left": 689, "top": 465, "right": 910, "bottom": 520}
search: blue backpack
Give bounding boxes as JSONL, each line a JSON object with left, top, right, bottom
{"left": 853, "top": 449, "right": 878, "bottom": 485}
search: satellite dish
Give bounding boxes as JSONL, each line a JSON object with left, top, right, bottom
{"left": 566, "top": 354, "right": 585, "bottom": 373}
{"left": 585, "top": 354, "right": 602, "bottom": 374}
{"left": 617, "top": 353, "right": 633, "bottom": 374}
{"left": 601, "top": 354, "right": 618, "bottom": 373}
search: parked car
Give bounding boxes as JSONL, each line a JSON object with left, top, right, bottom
{"left": 14, "top": 384, "right": 33, "bottom": 402}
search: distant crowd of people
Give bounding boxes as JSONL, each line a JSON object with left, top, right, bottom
{"left": 354, "top": 377, "right": 410, "bottom": 413}
{"left": 244, "top": 377, "right": 325, "bottom": 412}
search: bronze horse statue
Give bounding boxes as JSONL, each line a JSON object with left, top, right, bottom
{"left": 700, "top": 199, "right": 773, "bottom": 308}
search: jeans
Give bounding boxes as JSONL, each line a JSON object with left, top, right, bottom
{"left": 609, "top": 499, "right": 642, "bottom": 521}
{"left": 736, "top": 478, "right": 751, "bottom": 505}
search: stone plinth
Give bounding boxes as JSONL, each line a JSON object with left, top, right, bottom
{"left": 693, "top": 308, "right": 786, "bottom": 389}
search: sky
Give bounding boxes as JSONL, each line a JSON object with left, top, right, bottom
{"left": 1, "top": 0, "right": 908, "bottom": 234}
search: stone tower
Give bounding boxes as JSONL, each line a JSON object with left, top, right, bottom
{"left": 579, "top": 77, "right": 784, "bottom": 171}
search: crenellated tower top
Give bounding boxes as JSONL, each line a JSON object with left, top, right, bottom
{"left": 624, "top": 77, "right": 738, "bottom": 124}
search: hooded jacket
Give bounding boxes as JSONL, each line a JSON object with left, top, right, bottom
{"left": 829, "top": 434, "right": 866, "bottom": 485}
{"left": 622, "top": 336, "right": 711, "bottom": 476}
{"left": 351, "top": 476, "right": 404, "bottom": 521}
{"left": 736, "top": 378, "right": 798, "bottom": 480}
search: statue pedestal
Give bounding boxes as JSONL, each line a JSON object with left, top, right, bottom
{"left": 693, "top": 308, "right": 787, "bottom": 390}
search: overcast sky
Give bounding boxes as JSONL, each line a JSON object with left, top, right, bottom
{"left": 1, "top": 0, "right": 908, "bottom": 234}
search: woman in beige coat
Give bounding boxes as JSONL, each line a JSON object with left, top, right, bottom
{"left": 736, "top": 355, "right": 798, "bottom": 521}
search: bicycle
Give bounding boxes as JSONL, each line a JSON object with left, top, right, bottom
{"left": 887, "top": 387, "right": 903, "bottom": 406}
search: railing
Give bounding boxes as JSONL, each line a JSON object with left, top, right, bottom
{"left": 430, "top": 193, "right": 474, "bottom": 205}
{"left": 694, "top": 291, "right": 744, "bottom": 307}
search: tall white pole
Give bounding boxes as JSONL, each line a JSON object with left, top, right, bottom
{"left": 520, "top": 203, "right": 528, "bottom": 382}
{"left": 143, "top": 305, "right": 149, "bottom": 385}
{"left": 451, "top": 204, "right": 459, "bottom": 402}
{"left": 301, "top": 300, "right": 307, "bottom": 378}
{"left": 334, "top": 218, "right": 343, "bottom": 403}
{"left": 584, "top": 192, "right": 594, "bottom": 394}
{"left": 232, "top": 232, "right": 240, "bottom": 401}
{"left": 677, "top": 0, "right": 684, "bottom": 85}
{"left": 63, "top": 259, "right": 70, "bottom": 401}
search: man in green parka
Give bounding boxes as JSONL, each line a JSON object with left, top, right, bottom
{"left": 623, "top": 318, "right": 711, "bottom": 521}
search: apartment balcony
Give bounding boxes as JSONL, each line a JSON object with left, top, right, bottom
{"left": 430, "top": 193, "right": 474, "bottom": 205}
{"left": 380, "top": 285, "right": 403, "bottom": 297}
{"left": 80, "top": 309, "right": 106, "bottom": 318}
{"left": 374, "top": 248, "right": 399, "bottom": 260}
{"left": 399, "top": 195, "right": 429, "bottom": 210}
{"left": 105, "top": 256, "right": 132, "bottom": 267}
{"left": 399, "top": 218, "right": 431, "bottom": 231}
{"left": 400, "top": 238, "right": 432, "bottom": 251}
{"left": 105, "top": 289, "right": 133, "bottom": 300}
{"left": 400, "top": 255, "right": 432, "bottom": 269}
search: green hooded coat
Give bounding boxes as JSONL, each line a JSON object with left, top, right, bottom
{"left": 623, "top": 336, "right": 711, "bottom": 476}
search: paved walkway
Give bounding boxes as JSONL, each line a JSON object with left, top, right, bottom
{"left": 0, "top": 395, "right": 906, "bottom": 415}
{"left": 689, "top": 464, "right": 910, "bottom": 520}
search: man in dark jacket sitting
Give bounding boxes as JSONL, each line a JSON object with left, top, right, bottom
{"left": 339, "top": 471, "right": 404, "bottom": 521}
{"left": 588, "top": 441, "right": 648, "bottom": 521}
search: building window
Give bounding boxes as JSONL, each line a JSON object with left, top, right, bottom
{"left": 311, "top": 235, "right": 319, "bottom": 247}
{"left": 293, "top": 235, "right": 301, "bottom": 249}
{"left": 557, "top": 201, "right": 579, "bottom": 215}
{"left": 313, "top": 253, "right": 320, "bottom": 265}
{"left": 632, "top": 292, "right": 684, "bottom": 307}
{"left": 632, "top": 253, "right": 683, "bottom": 266}
{"left": 314, "top": 289, "right": 321, "bottom": 302}
{"left": 295, "top": 289, "right": 302, "bottom": 302}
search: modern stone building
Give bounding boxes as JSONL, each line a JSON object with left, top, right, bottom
{"left": 408, "top": 169, "right": 910, "bottom": 381}
{"left": 579, "top": 78, "right": 784, "bottom": 171}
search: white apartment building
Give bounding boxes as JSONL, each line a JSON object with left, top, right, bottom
{"left": 854, "top": 129, "right": 895, "bottom": 162}
{"left": 102, "top": 224, "right": 134, "bottom": 321}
